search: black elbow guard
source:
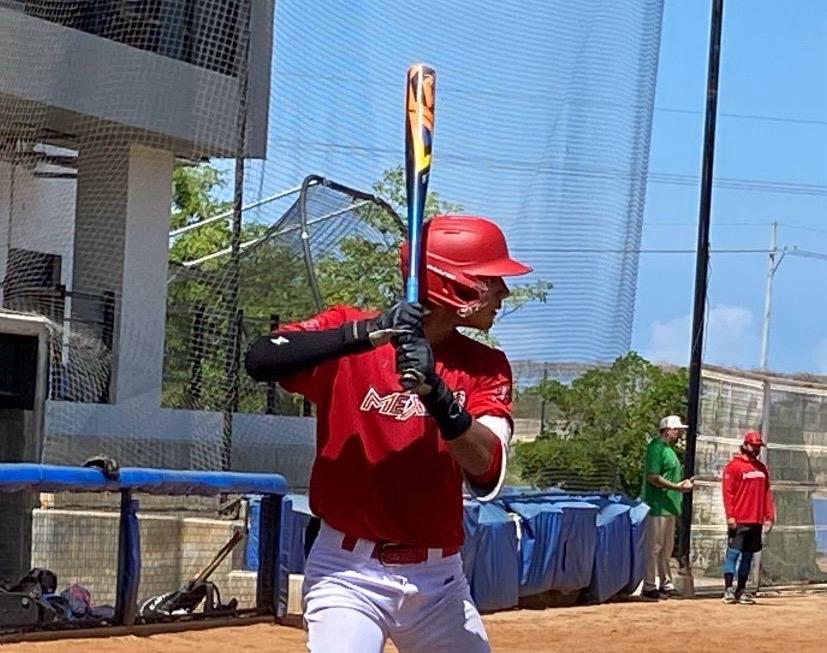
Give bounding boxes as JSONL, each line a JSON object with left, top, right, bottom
{"left": 244, "top": 321, "right": 373, "bottom": 382}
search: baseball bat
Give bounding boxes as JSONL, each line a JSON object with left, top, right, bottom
{"left": 404, "top": 63, "right": 436, "bottom": 303}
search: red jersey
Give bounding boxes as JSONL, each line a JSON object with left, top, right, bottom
{"left": 278, "top": 305, "right": 514, "bottom": 548}
{"left": 722, "top": 454, "right": 775, "bottom": 525}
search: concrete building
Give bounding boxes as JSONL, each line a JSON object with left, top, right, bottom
{"left": 0, "top": 0, "right": 304, "bottom": 593}
{"left": 0, "top": 0, "right": 290, "bottom": 468}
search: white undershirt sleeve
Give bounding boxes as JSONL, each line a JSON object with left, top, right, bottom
{"left": 463, "top": 414, "right": 512, "bottom": 502}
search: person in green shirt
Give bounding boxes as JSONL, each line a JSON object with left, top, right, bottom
{"left": 640, "top": 415, "right": 694, "bottom": 599}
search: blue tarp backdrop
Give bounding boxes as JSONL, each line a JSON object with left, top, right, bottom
{"left": 812, "top": 497, "right": 827, "bottom": 554}
{"left": 546, "top": 500, "right": 599, "bottom": 593}
{"left": 463, "top": 493, "right": 643, "bottom": 608}
{"left": 464, "top": 502, "right": 521, "bottom": 613}
{"left": 246, "top": 494, "right": 313, "bottom": 574}
{"left": 588, "top": 500, "right": 632, "bottom": 603}
{"left": 507, "top": 501, "right": 564, "bottom": 597}
{"left": 248, "top": 489, "right": 652, "bottom": 612}
{"left": 626, "top": 500, "right": 651, "bottom": 594}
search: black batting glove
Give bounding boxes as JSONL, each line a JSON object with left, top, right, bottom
{"left": 395, "top": 331, "right": 436, "bottom": 393}
{"left": 395, "top": 331, "right": 472, "bottom": 441}
{"left": 362, "top": 301, "right": 426, "bottom": 347}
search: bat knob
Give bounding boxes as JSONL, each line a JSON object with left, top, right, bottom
{"left": 401, "top": 369, "right": 431, "bottom": 395}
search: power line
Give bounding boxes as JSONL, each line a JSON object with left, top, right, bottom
{"left": 657, "top": 106, "right": 827, "bottom": 128}
{"left": 648, "top": 171, "right": 827, "bottom": 196}
{"left": 645, "top": 221, "right": 827, "bottom": 238}
{"left": 778, "top": 223, "right": 827, "bottom": 236}
{"left": 646, "top": 221, "right": 774, "bottom": 227}
{"left": 527, "top": 248, "right": 771, "bottom": 254}
{"left": 643, "top": 220, "right": 827, "bottom": 241}
{"left": 276, "top": 72, "right": 827, "bottom": 129}
{"left": 526, "top": 246, "right": 827, "bottom": 259}
{"left": 268, "top": 138, "right": 827, "bottom": 198}
{"left": 788, "top": 247, "right": 827, "bottom": 262}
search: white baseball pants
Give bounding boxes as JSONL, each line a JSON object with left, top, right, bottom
{"left": 302, "top": 522, "right": 490, "bottom": 653}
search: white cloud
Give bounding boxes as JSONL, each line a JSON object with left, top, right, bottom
{"left": 643, "top": 304, "right": 761, "bottom": 368}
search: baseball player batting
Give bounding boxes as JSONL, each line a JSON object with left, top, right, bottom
{"left": 245, "top": 215, "right": 531, "bottom": 652}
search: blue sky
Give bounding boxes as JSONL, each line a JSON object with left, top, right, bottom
{"left": 241, "top": 0, "right": 827, "bottom": 376}
{"left": 635, "top": 0, "right": 827, "bottom": 374}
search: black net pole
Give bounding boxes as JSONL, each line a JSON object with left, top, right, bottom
{"left": 266, "top": 313, "right": 279, "bottom": 414}
{"left": 222, "top": 0, "right": 251, "bottom": 471}
{"left": 680, "top": 0, "right": 724, "bottom": 571}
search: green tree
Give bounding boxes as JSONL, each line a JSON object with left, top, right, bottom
{"left": 169, "top": 165, "right": 231, "bottom": 259}
{"left": 164, "top": 164, "right": 311, "bottom": 413}
{"left": 163, "top": 165, "right": 233, "bottom": 410}
{"left": 514, "top": 353, "right": 688, "bottom": 496}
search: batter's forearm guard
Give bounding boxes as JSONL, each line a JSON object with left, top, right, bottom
{"left": 244, "top": 321, "right": 373, "bottom": 382}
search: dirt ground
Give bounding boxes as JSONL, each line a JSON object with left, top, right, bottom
{"left": 5, "top": 593, "right": 827, "bottom": 653}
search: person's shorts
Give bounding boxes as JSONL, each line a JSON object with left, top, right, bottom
{"left": 727, "top": 524, "right": 763, "bottom": 553}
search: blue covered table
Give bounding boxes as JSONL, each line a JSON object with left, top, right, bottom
{"left": 0, "top": 463, "right": 287, "bottom": 626}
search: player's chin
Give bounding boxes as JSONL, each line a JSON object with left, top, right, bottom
{"left": 465, "top": 311, "right": 497, "bottom": 331}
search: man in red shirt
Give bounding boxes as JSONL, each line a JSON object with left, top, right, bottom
{"left": 245, "top": 215, "right": 531, "bottom": 652}
{"left": 721, "top": 431, "right": 775, "bottom": 605}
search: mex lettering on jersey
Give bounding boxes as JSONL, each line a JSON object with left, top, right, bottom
{"left": 360, "top": 387, "right": 467, "bottom": 421}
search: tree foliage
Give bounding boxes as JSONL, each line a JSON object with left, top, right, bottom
{"left": 162, "top": 163, "right": 552, "bottom": 413}
{"left": 514, "top": 352, "right": 688, "bottom": 496}
{"left": 163, "top": 165, "right": 310, "bottom": 413}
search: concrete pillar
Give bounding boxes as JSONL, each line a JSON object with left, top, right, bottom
{"left": 71, "top": 142, "right": 173, "bottom": 407}
{"left": 118, "top": 145, "right": 174, "bottom": 406}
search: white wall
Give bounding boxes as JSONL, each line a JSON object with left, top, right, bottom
{"left": 42, "top": 403, "right": 316, "bottom": 490}
{"left": 0, "top": 158, "right": 77, "bottom": 305}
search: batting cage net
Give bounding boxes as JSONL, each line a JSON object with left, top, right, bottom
{"left": 0, "top": 0, "right": 675, "bottom": 621}
{"left": 5, "top": 0, "right": 820, "bottom": 629}
{"left": 0, "top": 0, "right": 278, "bottom": 625}
{"left": 163, "top": 174, "right": 404, "bottom": 477}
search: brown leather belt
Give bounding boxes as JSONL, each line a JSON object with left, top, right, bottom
{"left": 340, "top": 534, "right": 461, "bottom": 565}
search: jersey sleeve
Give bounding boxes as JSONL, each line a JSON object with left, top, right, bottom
{"left": 762, "top": 463, "right": 776, "bottom": 523}
{"left": 464, "top": 415, "right": 511, "bottom": 502}
{"left": 722, "top": 460, "right": 739, "bottom": 520}
{"left": 462, "top": 349, "right": 514, "bottom": 502}
{"left": 465, "top": 348, "right": 514, "bottom": 427}
{"left": 275, "top": 305, "right": 354, "bottom": 404}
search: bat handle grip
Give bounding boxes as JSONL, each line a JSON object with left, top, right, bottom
{"left": 402, "top": 280, "right": 420, "bottom": 388}
{"left": 405, "top": 277, "right": 419, "bottom": 304}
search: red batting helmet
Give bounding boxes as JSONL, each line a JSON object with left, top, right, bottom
{"left": 400, "top": 215, "right": 532, "bottom": 317}
{"left": 743, "top": 431, "right": 766, "bottom": 447}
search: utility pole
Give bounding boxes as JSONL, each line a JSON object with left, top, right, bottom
{"left": 759, "top": 222, "right": 786, "bottom": 434}
{"left": 759, "top": 222, "right": 779, "bottom": 374}
{"left": 756, "top": 221, "right": 784, "bottom": 593}
{"left": 760, "top": 222, "right": 787, "bottom": 441}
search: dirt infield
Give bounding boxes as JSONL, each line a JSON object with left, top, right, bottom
{"left": 6, "top": 593, "right": 827, "bottom": 652}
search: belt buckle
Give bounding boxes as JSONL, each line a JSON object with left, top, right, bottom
{"left": 377, "top": 542, "right": 415, "bottom": 566}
